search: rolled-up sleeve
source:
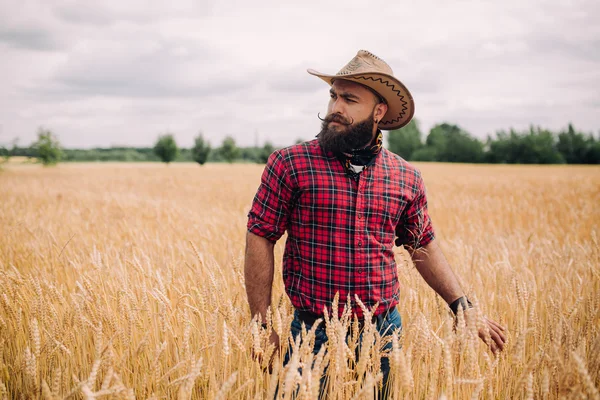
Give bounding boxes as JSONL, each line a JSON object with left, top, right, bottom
{"left": 247, "top": 150, "right": 295, "bottom": 243}
{"left": 395, "top": 171, "right": 435, "bottom": 249}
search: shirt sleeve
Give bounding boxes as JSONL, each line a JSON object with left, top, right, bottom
{"left": 247, "top": 150, "right": 296, "bottom": 243}
{"left": 395, "top": 170, "right": 435, "bottom": 249}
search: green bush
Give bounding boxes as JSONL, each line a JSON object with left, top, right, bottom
{"left": 154, "top": 134, "right": 179, "bottom": 164}
{"left": 33, "top": 128, "right": 62, "bottom": 166}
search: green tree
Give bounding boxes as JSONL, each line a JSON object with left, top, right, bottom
{"left": 556, "top": 123, "right": 597, "bottom": 164}
{"left": 153, "top": 134, "right": 179, "bottom": 164}
{"left": 411, "top": 147, "right": 438, "bottom": 161}
{"left": 387, "top": 119, "right": 423, "bottom": 160}
{"left": 485, "top": 132, "right": 506, "bottom": 163}
{"left": 192, "top": 133, "right": 211, "bottom": 165}
{"left": 485, "top": 126, "right": 564, "bottom": 164}
{"left": 33, "top": 127, "right": 63, "bottom": 166}
{"left": 0, "top": 145, "right": 9, "bottom": 169}
{"left": 258, "top": 142, "right": 275, "bottom": 164}
{"left": 0, "top": 138, "right": 19, "bottom": 165}
{"left": 238, "top": 147, "right": 260, "bottom": 162}
{"left": 220, "top": 136, "right": 239, "bottom": 163}
{"left": 521, "top": 126, "right": 564, "bottom": 164}
{"left": 585, "top": 137, "right": 600, "bottom": 164}
{"left": 425, "top": 123, "right": 484, "bottom": 163}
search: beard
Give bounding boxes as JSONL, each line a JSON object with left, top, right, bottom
{"left": 318, "top": 113, "right": 375, "bottom": 155}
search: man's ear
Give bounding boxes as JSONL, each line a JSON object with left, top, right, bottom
{"left": 374, "top": 103, "right": 388, "bottom": 121}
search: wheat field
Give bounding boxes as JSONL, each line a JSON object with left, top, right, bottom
{"left": 0, "top": 162, "right": 598, "bottom": 399}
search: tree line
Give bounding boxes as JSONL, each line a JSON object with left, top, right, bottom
{"left": 387, "top": 120, "right": 600, "bottom": 164}
{"left": 0, "top": 129, "right": 276, "bottom": 166}
{"left": 2, "top": 121, "right": 599, "bottom": 166}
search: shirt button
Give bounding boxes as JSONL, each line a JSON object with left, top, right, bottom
{"left": 358, "top": 240, "right": 362, "bottom": 247}
{"left": 358, "top": 214, "right": 363, "bottom": 220}
{"left": 358, "top": 268, "right": 363, "bottom": 274}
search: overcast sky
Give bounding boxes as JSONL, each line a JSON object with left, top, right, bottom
{"left": 1, "top": 0, "right": 599, "bottom": 149}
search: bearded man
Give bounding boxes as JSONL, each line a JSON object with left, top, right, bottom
{"left": 244, "top": 50, "right": 506, "bottom": 397}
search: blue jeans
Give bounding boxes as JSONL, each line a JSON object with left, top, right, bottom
{"left": 283, "top": 307, "right": 402, "bottom": 399}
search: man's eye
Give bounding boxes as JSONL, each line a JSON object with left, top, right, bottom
{"left": 330, "top": 93, "right": 336, "bottom": 99}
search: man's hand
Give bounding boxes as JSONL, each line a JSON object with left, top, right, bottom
{"left": 245, "top": 231, "right": 278, "bottom": 369}
{"left": 465, "top": 310, "right": 506, "bottom": 355}
{"left": 267, "top": 329, "right": 281, "bottom": 366}
{"left": 480, "top": 316, "right": 506, "bottom": 355}
{"left": 251, "top": 324, "right": 281, "bottom": 372}
{"left": 410, "top": 242, "right": 507, "bottom": 355}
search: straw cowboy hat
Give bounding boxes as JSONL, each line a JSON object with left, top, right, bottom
{"left": 308, "top": 50, "right": 415, "bottom": 130}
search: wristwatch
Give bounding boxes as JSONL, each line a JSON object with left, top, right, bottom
{"left": 449, "top": 296, "right": 473, "bottom": 315}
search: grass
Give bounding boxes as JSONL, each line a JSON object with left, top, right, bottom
{"left": 0, "top": 162, "right": 598, "bottom": 399}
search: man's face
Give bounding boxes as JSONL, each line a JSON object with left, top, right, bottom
{"left": 318, "top": 79, "right": 385, "bottom": 154}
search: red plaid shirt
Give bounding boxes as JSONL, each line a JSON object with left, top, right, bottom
{"left": 247, "top": 139, "right": 435, "bottom": 318}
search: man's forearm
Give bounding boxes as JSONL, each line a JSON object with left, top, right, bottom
{"left": 410, "top": 239, "right": 465, "bottom": 305}
{"left": 244, "top": 231, "right": 275, "bottom": 323}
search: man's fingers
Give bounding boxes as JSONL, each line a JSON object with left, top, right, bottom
{"left": 489, "top": 323, "right": 507, "bottom": 344}
{"left": 486, "top": 318, "right": 506, "bottom": 332}
{"left": 485, "top": 318, "right": 507, "bottom": 344}
{"left": 480, "top": 328, "right": 502, "bottom": 354}
{"left": 489, "top": 329, "right": 505, "bottom": 352}
{"left": 496, "top": 328, "right": 507, "bottom": 344}
{"left": 490, "top": 341, "right": 499, "bottom": 355}
{"left": 476, "top": 317, "right": 507, "bottom": 354}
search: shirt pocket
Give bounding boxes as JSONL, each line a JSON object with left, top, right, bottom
{"left": 368, "top": 188, "right": 407, "bottom": 245}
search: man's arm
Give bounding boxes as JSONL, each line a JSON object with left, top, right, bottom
{"left": 409, "top": 238, "right": 506, "bottom": 354}
{"left": 245, "top": 150, "right": 294, "bottom": 366}
{"left": 245, "top": 149, "right": 295, "bottom": 322}
{"left": 244, "top": 231, "right": 275, "bottom": 324}
{"left": 244, "top": 231, "right": 281, "bottom": 368}
{"left": 409, "top": 239, "right": 464, "bottom": 304}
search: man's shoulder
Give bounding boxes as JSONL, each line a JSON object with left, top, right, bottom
{"left": 273, "top": 139, "right": 321, "bottom": 161}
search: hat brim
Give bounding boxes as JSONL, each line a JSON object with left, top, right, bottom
{"left": 307, "top": 69, "right": 415, "bottom": 130}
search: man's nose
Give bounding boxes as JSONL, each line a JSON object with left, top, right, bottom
{"left": 329, "top": 98, "right": 345, "bottom": 116}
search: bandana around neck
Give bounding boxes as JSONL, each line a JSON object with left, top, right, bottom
{"left": 338, "top": 131, "right": 383, "bottom": 179}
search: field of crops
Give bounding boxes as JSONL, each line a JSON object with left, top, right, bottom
{"left": 0, "top": 162, "right": 598, "bottom": 399}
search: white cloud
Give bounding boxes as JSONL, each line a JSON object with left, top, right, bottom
{"left": 0, "top": 0, "right": 598, "bottom": 149}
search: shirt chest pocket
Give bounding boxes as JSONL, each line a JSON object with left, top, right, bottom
{"left": 366, "top": 188, "right": 407, "bottom": 244}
